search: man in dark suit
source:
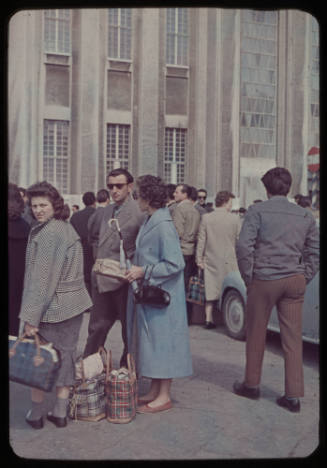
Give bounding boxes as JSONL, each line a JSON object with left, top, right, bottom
{"left": 83, "top": 169, "right": 144, "bottom": 367}
{"left": 70, "top": 191, "right": 96, "bottom": 296}
{"left": 88, "top": 189, "right": 110, "bottom": 261}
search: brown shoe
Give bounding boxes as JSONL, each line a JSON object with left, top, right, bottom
{"left": 137, "top": 401, "right": 173, "bottom": 414}
{"left": 233, "top": 381, "right": 260, "bottom": 400}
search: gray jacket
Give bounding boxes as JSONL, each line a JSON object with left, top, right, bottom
{"left": 95, "top": 196, "right": 145, "bottom": 293}
{"left": 172, "top": 199, "right": 201, "bottom": 256}
{"left": 236, "top": 196, "right": 319, "bottom": 286}
{"left": 19, "top": 218, "right": 92, "bottom": 327}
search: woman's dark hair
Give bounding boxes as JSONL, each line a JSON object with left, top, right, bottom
{"left": 107, "top": 168, "right": 134, "bottom": 184}
{"left": 26, "top": 181, "right": 70, "bottom": 220}
{"left": 261, "top": 167, "right": 292, "bottom": 196}
{"left": 215, "top": 191, "right": 235, "bottom": 207}
{"left": 136, "top": 175, "right": 167, "bottom": 209}
{"left": 8, "top": 183, "right": 25, "bottom": 220}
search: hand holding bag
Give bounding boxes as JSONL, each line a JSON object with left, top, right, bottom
{"left": 9, "top": 333, "right": 61, "bottom": 392}
{"left": 133, "top": 265, "right": 170, "bottom": 308}
{"left": 186, "top": 268, "right": 205, "bottom": 306}
{"left": 92, "top": 218, "right": 129, "bottom": 280}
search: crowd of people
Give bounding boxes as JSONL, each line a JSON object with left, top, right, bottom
{"left": 8, "top": 166, "right": 319, "bottom": 428}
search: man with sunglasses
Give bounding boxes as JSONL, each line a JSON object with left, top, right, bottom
{"left": 83, "top": 168, "right": 145, "bottom": 367}
{"left": 196, "top": 189, "right": 214, "bottom": 214}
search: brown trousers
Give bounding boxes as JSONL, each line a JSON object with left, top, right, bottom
{"left": 244, "top": 274, "right": 306, "bottom": 397}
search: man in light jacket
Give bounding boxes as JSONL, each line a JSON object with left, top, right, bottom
{"left": 234, "top": 167, "right": 319, "bottom": 413}
{"left": 172, "top": 184, "right": 201, "bottom": 324}
{"left": 83, "top": 168, "right": 145, "bottom": 367}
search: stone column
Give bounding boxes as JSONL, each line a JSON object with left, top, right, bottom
{"left": 188, "top": 8, "right": 208, "bottom": 187}
{"left": 8, "top": 11, "right": 42, "bottom": 187}
{"left": 71, "top": 9, "right": 101, "bottom": 193}
{"left": 137, "top": 8, "right": 160, "bottom": 175}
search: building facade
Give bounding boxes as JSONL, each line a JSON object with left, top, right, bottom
{"left": 8, "top": 8, "right": 319, "bottom": 208}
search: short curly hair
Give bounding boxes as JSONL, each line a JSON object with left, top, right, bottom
{"left": 136, "top": 175, "right": 167, "bottom": 209}
{"left": 27, "top": 181, "right": 70, "bottom": 220}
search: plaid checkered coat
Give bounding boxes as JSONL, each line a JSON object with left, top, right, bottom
{"left": 19, "top": 218, "right": 92, "bottom": 327}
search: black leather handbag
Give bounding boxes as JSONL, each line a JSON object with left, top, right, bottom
{"left": 133, "top": 266, "right": 170, "bottom": 308}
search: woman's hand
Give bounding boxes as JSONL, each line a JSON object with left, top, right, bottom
{"left": 24, "top": 323, "right": 39, "bottom": 337}
{"left": 125, "top": 265, "right": 145, "bottom": 283}
{"left": 197, "top": 262, "right": 205, "bottom": 270}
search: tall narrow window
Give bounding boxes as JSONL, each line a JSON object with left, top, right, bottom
{"left": 164, "top": 128, "right": 187, "bottom": 184}
{"left": 106, "top": 124, "right": 130, "bottom": 174}
{"left": 166, "top": 8, "right": 189, "bottom": 66}
{"left": 108, "top": 9, "right": 132, "bottom": 60}
{"left": 44, "top": 10, "right": 71, "bottom": 54}
{"left": 239, "top": 10, "right": 278, "bottom": 159}
{"left": 43, "top": 120, "right": 69, "bottom": 194}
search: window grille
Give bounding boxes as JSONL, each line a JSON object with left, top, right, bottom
{"left": 239, "top": 10, "right": 278, "bottom": 159}
{"left": 106, "top": 124, "right": 130, "bottom": 174}
{"left": 43, "top": 120, "right": 69, "bottom": 194}
{"left": 44, "top": 9, "right": 71, "bottom": 54}
{"left": 108, "top": 9, "right": 132, "bottom": 60}
{"left": 164, "top": 128, "right": 187, "bottom": 184}
{"left": 311, "top": 17, "right": 319, "bottom": 147}
{"left": 166, "top": 8, "right": 189, "bottom": 66}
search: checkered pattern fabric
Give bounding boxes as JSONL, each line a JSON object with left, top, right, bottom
{"left": 9, "top": 336, "right": 61, "bottom": 392}
{"left": 186, "top": 274, "right": 205, "bottom": 305}
{"left": 68, "top": 373, "right": 106, "bottom": 421}
{"left": 106, "top": 376, "right": 137, "bottom": 424}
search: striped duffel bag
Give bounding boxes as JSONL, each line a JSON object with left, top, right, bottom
{"left": 106, "top": 351, "right": 137, "bottom": 424}
{"left": 68, "top": 348, "right": 108, "bottom": 422}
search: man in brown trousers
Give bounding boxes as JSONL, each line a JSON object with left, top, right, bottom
{"left": 234, "top": 167, "right": 319, "bottom": 412}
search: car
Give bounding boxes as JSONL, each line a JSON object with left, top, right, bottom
{"left": 219, "top": 270, "right": 319, "bottom": 344}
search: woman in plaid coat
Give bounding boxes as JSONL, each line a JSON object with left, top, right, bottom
{"left": 125, "top": 175, "right": 193, "bottom": 414}
{"left": 19, "top": 181, "right": 92, "bottom": 429}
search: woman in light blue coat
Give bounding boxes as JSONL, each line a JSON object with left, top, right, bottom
{"left": 126, "top": 175, "right": 193, "bottom": 414}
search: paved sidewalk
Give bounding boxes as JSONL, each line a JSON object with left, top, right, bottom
{"left": 9, "top": 312, "right": 320, "bottom": 460}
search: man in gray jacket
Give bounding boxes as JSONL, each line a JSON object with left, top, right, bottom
{"left": 83, "top": 169, "right": 144, "bottom": 367}
{"left": 233, "top": 167, "right": 319, "bottom": 413}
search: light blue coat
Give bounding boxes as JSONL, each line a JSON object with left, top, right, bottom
{"left": 126, "top": 207, "right": 193, "bottom": 379}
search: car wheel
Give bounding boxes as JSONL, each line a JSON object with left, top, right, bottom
{"left": 222, "top": 289, "right": 246, "bottom": 340}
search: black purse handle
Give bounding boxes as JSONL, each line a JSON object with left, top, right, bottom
{"left": 140, "top": 264, "right": 155, "bottom": 288}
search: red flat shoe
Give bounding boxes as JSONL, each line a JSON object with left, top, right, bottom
{"left": 137, "top": 398, "right": 153, "bottom": 406}
{"left": 137, "top": 401, "right": 173, "bottom": 414}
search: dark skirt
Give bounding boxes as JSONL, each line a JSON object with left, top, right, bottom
{"left": 38, "top": 314, "right": 83, "bottom": 388}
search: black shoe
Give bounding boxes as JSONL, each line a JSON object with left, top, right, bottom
{"left": 25, "top": 411, "right": 44, "bottom": 430}
{"left": 276, "top": 395, "right": 300, "bottom": 413}
{"left": 204, "top": 321, "right": 216, "bottom": 330}
{"left": 233, "top": 381, "right": 260, "bottom": 400}
{"left": 47, "top": 412, "right": 67, "bottom": 428}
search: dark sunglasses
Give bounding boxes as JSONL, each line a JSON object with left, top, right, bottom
{"left": 198, "top": 196, "right": 206, "bottom": 200}
{"left": 107, "top": 183, "right": 128, "bottom": 190}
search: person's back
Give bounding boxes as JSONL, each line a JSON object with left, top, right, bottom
{"left": 173, "top": 199, "right": 200, "bottom": 255}
{"left": 239, "top": 196, "right": 318, "bottom": 281}
{"left": 70, "top": 191, "right": 96, "bottom": 295}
